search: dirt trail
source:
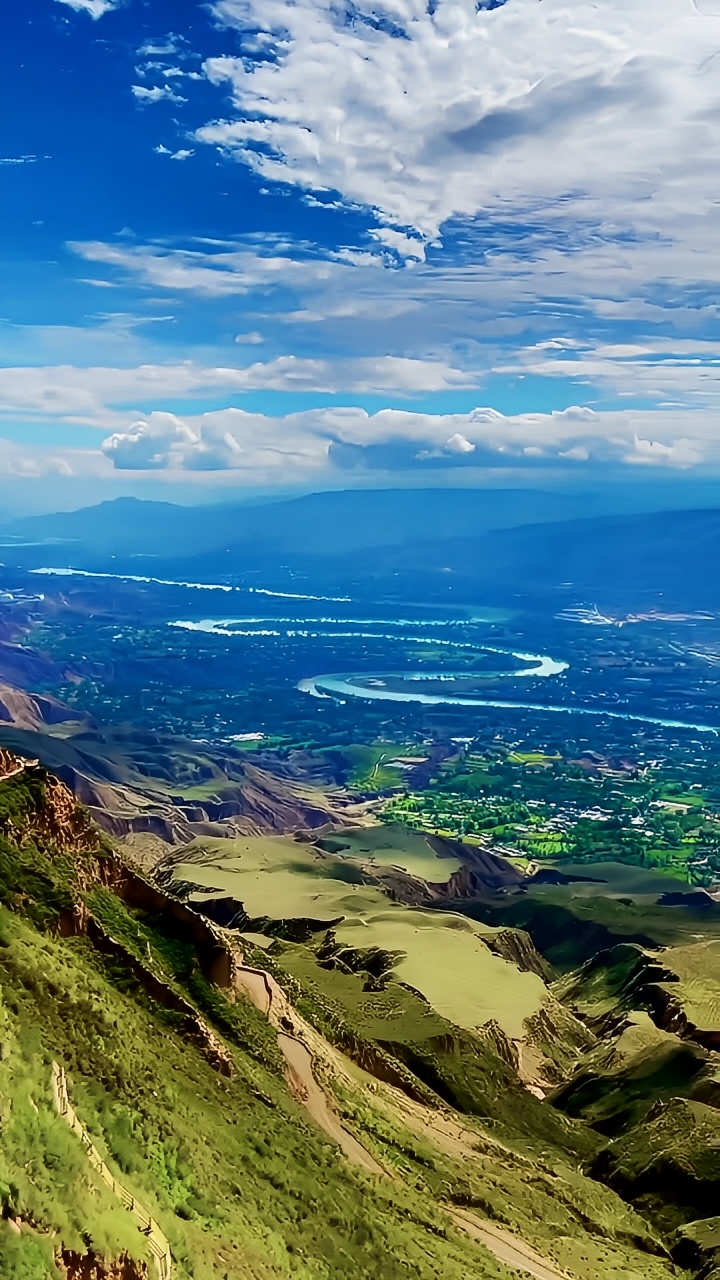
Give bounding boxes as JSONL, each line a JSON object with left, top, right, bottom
{"left": 450, "top": 1209, "right": 571, "bottom": 1280}
{"left": 51, "top": 1063, "right": 172, "bottom": 1280}
{"left": 232, "top": 954, "right": 572, "bottom": 1280}
{"left": 234, "top": 962, "right": 384, "bottom": 1175}
{"left": 279, "top": 1033, "right": 383, "bottom": 1175}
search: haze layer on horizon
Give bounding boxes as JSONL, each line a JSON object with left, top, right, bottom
{"left": 2, "top": 0, "right": 720, "bottom": 515}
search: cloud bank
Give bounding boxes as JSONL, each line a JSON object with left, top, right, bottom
{"left": 200, "top": 0, "right": 720, "bottom": 255}
{"left": 100, "top": 403, "right": 713, "bottom": 479}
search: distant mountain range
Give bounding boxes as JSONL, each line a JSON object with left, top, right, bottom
{"left": 0, "top": 487, "right": 594, "bottom": 561}
{"left": 360, "top": 507, "right": 720, "bottom": 605}
{"left": 4, "top": 488, "right": 720, "bottom": 606}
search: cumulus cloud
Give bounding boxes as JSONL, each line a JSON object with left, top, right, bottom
{"left": 102, "top": 409, "right": 327, "bottom": 473}
{"left": 445, "top": 433, "right": 476, "bottom": 454}
{"left": 97, "top": 401, "right": 720, "bottom": 477}
{"left": 200, "top": 0, "right": 720, "bottom": 259}
{"left": 2, "top": 355, "right": 719, "bottom": 480}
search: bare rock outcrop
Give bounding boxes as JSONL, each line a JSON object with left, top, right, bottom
{"left": 484, "top": 928, "right": 553, "bottom": 982}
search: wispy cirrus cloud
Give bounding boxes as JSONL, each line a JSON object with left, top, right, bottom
{"left": 65, "top": 235, "right": 720, "bottom": 408}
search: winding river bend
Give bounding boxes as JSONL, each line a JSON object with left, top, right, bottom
{"left": 298, "top": 650, "right": 720, "bottom": 736}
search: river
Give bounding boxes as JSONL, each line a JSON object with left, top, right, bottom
{"left": 298, "top": 655, "right": 720, "bottom": 736}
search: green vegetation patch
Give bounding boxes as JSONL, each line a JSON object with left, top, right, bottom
{"left": 0, "top": 906, "right": 514, "bottom": 1280}
{"left": 333, "top": 909, "right": 547, "bottom": 1039}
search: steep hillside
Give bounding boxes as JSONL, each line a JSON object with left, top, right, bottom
{"left": 0, "top": 756, "right": 694, "bottom": 1280}
{"left": 0, "top": 725, "right": 362, "bottom": 850}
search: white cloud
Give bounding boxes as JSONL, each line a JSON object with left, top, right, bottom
{"left": 97, "top": 401, "right": 720, "bottom": 476}
{"left": 200, "top": 0, "right": 720, "bottom": 270}
{"left": 132, "top": 85, "right": 187, "bottom": 106}
{"left": 155, "top": 145, "right": 195, "bottom": 160}
{"left": 137, "top": 36, "right": 188, "bottom": 57}
{"left": 235, "top": 331, "right": 264, "bottom": 345}
{"left": 55, "top": 0, "right": 119, "bottom": 17}
{"left": 445, "top": 433, "right": 476, "bottom": 454}
{"left": 102, "top": 409, "right": 329, "bottom": 473}
{"left": 0, "top": 438, "right": 83, "bottom": 479}
{"left": 2, "top": 357, "right": 719, "bottom": 473}
{"left": 71, "top": 239, "right": 345, "bottom": 297}
{"left": 67, "top": 235, "right": 720, "bottom": 387}
{"left": 626, "top": 436, "right": 703, "bottom": 469}
{"left": 0, "top": 356, "right": 476, "bottom": 427}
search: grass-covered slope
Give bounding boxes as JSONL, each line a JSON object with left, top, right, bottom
{"left": 0, "top": 758, "right": 707, "bottom": 1280}
{"left": 168, "top": 835, "right": 550, "bottom": 1040}
{"left": 0, "top": 766, "right": 515, "bottom": 1280}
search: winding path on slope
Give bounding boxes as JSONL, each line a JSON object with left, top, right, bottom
{"left": 51, "top": 1063, "right": 172, "bottom": 1280}
{"left": 232, "top": 956, "right": 571, "bottom": 1280}
{"left": 233, "top": 962, "right": 384, "bottom": 1175}
{"left": 449, "top": 1209, "right": 571, "bottom": 1280}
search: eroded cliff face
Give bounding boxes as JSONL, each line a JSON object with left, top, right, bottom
{"left": 30, "top": 773, "right": 102, "bottom": 855}
{"left": 58, "top": 1248, "right": 148, "bottom": 1280}
{"left": 485, "top": 928, "right": 553, "bottom": 981}
{"left": 0, "top": 751, "right": 102, "bottom": 856}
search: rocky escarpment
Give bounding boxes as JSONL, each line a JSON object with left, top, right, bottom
{"left": 191, "top": 895, "right": 345, "bottom": 943}
{"left": 51, "top": 754, "right": 355, "bottom": 849}
{"left": 484, "top": 928, "right": 554, "bottom": 981}
{"left": 66, "top": 769, "right": 349, "bottom": 847}
{"left": 0, "top": 683, "right": 88, "bottom": 731}
{"left": 0, "top": 710, "right": 368, "bottom": 850}
{"left": 426, "top": 836, "right": 525, "bottom": 892}
{"left": 560, "top": 942, "right": 720, "bottom": 1051}
{"left": 671, "top": 1216, "right": 720, "bottom": 1279}
{"left": 314, "top": 930, "right": 402, "bottom": 988}
{"left": 0, "top": 753, "right": 102, "bottom": 856}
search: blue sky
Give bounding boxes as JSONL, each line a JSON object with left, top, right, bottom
{"left": 1, "top": 0, "right": 720, "bottom": 511}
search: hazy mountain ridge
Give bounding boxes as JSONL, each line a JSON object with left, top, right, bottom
{"left": 6, "top": 493, "right": 720, "bottom": 607}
